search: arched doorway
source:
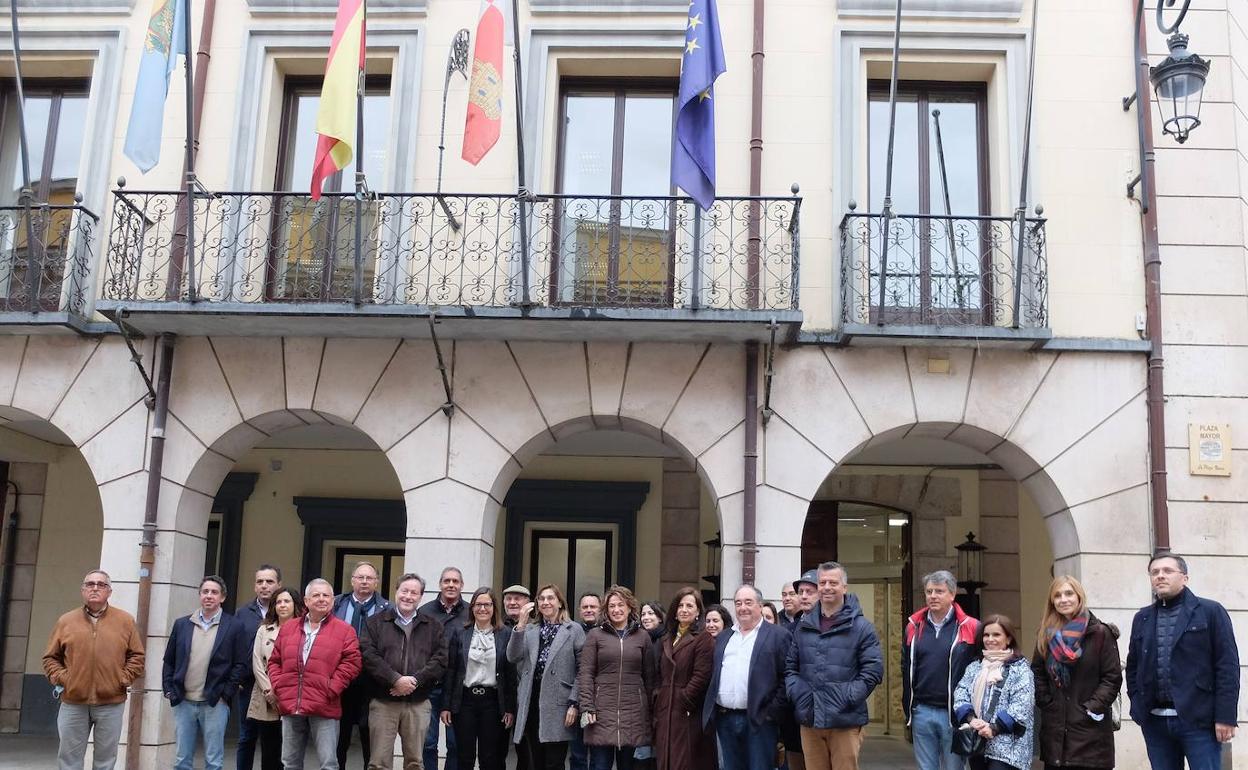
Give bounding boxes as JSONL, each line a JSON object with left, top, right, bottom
{"left": 802, "top": 429, "right": 1061, "bottom": 737}
{"left": 0, "top": 406, "right": 103, "bottom": 735}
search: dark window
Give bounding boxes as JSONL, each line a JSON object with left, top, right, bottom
{"left": 551, "top": 80, "right": 677, "bottom": 305}
{"left": 867, "top": 81, "right": 990, "bottom": 322}
{"left": 266, "top": 75, "right": 392, "bottom": 300}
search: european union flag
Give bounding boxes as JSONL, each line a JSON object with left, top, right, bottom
{"left": 672, "top": 0, "right": 726, "bottom": 209}
{"left": 123, "top": 0, "right": 188, "bottom": 173}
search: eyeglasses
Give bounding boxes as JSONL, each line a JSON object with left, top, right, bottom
{"left": 82, "top": 581, "right": 110, "bottom": 589}
{"left": 473, "top": 602, "right": 494, "bottom": 609}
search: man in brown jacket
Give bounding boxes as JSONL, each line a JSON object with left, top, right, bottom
{"left": 43, "top": 569, "right": 145, "bottom": 770}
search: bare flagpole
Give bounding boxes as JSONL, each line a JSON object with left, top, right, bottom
{"left": 510, "top": 0, "right": 532, "bottom": 307}
{"left": 182, "top": 0, "right": 198, "bottom": 301}
{"left": 9, "top": 0, "right": 41, "bottom": 312}
{"left": 876, "top": 0, "right": 902, "bottom": 323}
{"left": 1011, "top": 0, "right": 1040, "bottom": 327}
{"left": 353, "top": 0, "right": 367, "bottom": 305}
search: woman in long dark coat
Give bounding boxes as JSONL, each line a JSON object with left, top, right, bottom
{"left": 651, "top": 587, "right": 715, "bottom": 770}
{"left": 1031, "top": 575, "right": 1122, "bottom": 769}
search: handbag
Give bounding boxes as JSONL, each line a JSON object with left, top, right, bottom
{"left": 952, "top": 674, "right": 1003, "bottom": 757}
{"left": 1096, "top": 626, "right": 1124, "bottom": 731}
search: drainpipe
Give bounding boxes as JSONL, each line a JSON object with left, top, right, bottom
{"left": 1132, "top": 0, "right": 1170, "bottom": 552}
{"left": 125, "top": 333, "right": 176, "bottom": 770}
{"left": 0, "top": 470, "right": 15, "bottom": 695}
{"left": 743, "top": 342, "right": 759, "bottom": 585}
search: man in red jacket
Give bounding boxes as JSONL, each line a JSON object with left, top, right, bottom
{"left": 268, "top": 577, "right": 363, "bottom": 769}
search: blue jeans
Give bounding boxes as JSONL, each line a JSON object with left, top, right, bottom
{"left": 424, "top": 687, "right": 457, "bottom": 770}
{"left": 1140, "top": 713, "right": 1226, "bottom": 770}
{"left": 715, "top": 710, "right": 779, "bottom": 770}
{"left": 569, "top": 726, "right": 589, "bottom": 770}
{"left": 173, "top": 700, "right": 230, "bottom": 770}
{"left": 590, "top": 745, "right": 636, "bottom": 770}
{"left": 911, "top": 703, "right": 963, "bottom": 770}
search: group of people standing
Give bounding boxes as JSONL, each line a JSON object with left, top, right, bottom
{"left": 37, "top": 551, "right": 1241, "bottom": 770}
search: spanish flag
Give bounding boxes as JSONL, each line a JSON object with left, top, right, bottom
{"left": 311, "top": 0, "right": 366, "bottom": 199}
{"left": 462, "top": 0, "right": 504, "bottom": 165}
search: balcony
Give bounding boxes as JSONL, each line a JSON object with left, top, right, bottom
{"left": 99, "top": 189, "right": 802, "bottom": 342}
{"left": 0, "top": 201, "right": 98, "bottom": 331}
{"left": 838, "top": 211, "right": 1049, "bottom": 346}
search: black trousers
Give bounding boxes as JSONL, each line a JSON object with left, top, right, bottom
{"left": 454, "top": 687, "right": 508, "bottom": 770}
{"left": 256, "top": 719, "right": 283, "bottom": 770}
{"left": 337, "top": 678, "right": 371, "bottom": 769}
{"left": 969, "top": 758, "right": 1019, "bottom": 770}
{"left": 522, "top": 679, "right": 568, "bottom": 770}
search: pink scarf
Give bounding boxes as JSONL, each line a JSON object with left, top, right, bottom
{"left": 971, "top": 650, "right": 1013, "bottom": 716}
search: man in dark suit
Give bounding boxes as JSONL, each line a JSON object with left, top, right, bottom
{"left": 1127, "top": 552, "right": 1240, "bottom": 770}
{"left": 703, "top": 584, "right": 792, "bottom": 770}
{"left": 162, "top": 575, "right": 250, "bottom": 770}
{"left": 234, "top": 563, "right": 281, "bottom": 770}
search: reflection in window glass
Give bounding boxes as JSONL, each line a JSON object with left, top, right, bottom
{"left": 9, "top": 96, "right": 50, "bottom": 200}
{"left": 49, "top": 94, "right": 88, "bottom": 198}
{"left": 868, "top": 95, "right": 918, "bottom": 214}
{"left": 620, "top": 95, "right": 673, "bottom": 197}
{"left": 279, "top": 80, "right": 392, "bottom": 192}
{"left": 560, "top": 95, "right": 615, "bottom": 196}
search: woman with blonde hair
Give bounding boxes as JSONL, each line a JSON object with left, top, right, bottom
{"left": 509, "top": 583, "right": 586, "bottom": 770}
{"left": 1030, "top": 575, "right": 1122, "bottom": 770}
{"left": 577, "top": 585, "right": 653, "bottom": 770}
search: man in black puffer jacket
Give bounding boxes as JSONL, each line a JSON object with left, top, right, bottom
{"left": 784, "top": 561, "right": 882, "bottom": 770}
{"left": 1127, "top": 552, "right": 1240, "bottom": 770}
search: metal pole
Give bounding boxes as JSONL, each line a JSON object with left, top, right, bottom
{"left": 742, "top": 341, "right": 759, "bottom": 585}
{"left": 182, "top": 0, "right": 197, "bottom": 302}
{"left": 510, "top": 0, "right": 532, "bottom": 306}
{"left": 353, "top": 0, "right": 367, "bottom": 305}
{"left": 1011, "top": 0, "right": 1040, "bottom": 327}
{"left": 8, "top": 0, "right": 41, "bottom": 313}
{"left": 929, "top": 109, "right": 963, "bottom": 310}
{"left": 690, "top": 202, "right": 702, "bottom": 309}
{"left": 876, "top": 0, "right": 903, "bottom": 323}
{"left": 437, "top": 29, "right": 469, "bottom": 230}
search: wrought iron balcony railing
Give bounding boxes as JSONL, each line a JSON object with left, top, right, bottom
{"left": 839, "top": 211, "right": 1048, "bottom": 331}
{"left": 102, "top": 189, "right": 800, "bottom": 313}
{"left": 0, "top": 201, "right": 97, "bottom": 316}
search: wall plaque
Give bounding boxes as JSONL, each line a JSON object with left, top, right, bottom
{"left": 1189, "top": 423, "right": 1231, "bottom": 476}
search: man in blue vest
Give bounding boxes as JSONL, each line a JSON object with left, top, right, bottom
{"left": 1127, "top": 552, "right": 1240, "bottom": 770}
{"left": 333, "top": 561, "right": 393, "bottom": 768}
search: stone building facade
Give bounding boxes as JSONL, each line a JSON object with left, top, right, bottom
{"left": 0, "top": 0, "right": 1243, "bottom": 766}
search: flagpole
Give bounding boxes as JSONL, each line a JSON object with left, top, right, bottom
{"left": 437, "top": 28, "right": 470, "bottom": 231}
{"left": 353, "top": 0, "right": 367, "bottom": 305}
{"left": 877, "top": 0, "right": 902, "bottom": 324}
{"left": 182, "top": 0, "right": 198, "bottom": 301}
{"left": 8, "top": 0, "right": 41, "bottom": 313}
{"left": 510, "top": 0, "right": 531, "bottom": 307}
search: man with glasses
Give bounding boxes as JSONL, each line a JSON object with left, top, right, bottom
{"left": 43, "top": 570, "right": 145, "bottom": 770}
{"left": 333, "top": 561, "right": 392, "bottom": 769}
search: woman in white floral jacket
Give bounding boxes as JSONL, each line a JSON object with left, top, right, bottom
{"left": 953, "top": 614, "right": 1036, "bottom": 770}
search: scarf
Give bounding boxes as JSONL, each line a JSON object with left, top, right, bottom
{"left": 534, "top": 620, "right": 560, "bottom": 676}
{"left": 1046, "top": 613, "right": 1088, "bottom": 689}
{"left": 349, "top": 594, "right": 378, "bottom": 635}
{"left": 971, "top": 649, "right": 1014, "bottom": 717}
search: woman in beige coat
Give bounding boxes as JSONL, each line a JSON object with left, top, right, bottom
{"left": 248, "top": 586, "right": 304, "bottom": 770}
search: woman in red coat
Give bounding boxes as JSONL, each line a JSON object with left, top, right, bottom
{"left": 652, "top": 587, "right": 715, "bottom": 770}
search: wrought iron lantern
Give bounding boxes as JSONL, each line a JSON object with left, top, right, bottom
{"left": 955, "top": 531, "right": 988, "bottom": 596}
{"left": 1150, "top": 32, "right": 1210, "bottom": 144}
{"left": 701, "top": 533, "right": 722, "bottom": 605}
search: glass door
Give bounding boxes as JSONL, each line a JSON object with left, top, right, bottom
{"left": 529, "top": 529, "right": 613, "bottom": 603}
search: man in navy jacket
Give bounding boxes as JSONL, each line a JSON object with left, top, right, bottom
{"left": 1126, "top": 552, "right": 1240, "bottom": 770}
{"left": 162, "top": 576, "right": 250, "bottom": 770}
{"left": 234, "top": 564, "right": 280, "bottom": 770}
{"left": 785, "top": 561, "right": 882, "bottom": 770}
{"left": 703, "top": 584, "right": 792, "bottom": 770}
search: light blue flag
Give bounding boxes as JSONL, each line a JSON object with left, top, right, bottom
{"left": 123, "top": 0, "right": 188, "bottom": 173}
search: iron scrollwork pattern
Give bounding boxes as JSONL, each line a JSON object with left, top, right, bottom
{"left": 0, "top": 203, "right": 98, "bottom": 316}
{"left": 840, "top": 212, "right": 1048, "bottom": 329}
{"left": 102, "top": 189, "right": 801, "bottom": 313}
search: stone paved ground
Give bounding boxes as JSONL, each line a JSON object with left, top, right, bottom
{"left": 0, "top": 734, "right": 922, "bottom": 770}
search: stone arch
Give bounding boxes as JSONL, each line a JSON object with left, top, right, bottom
{"left": 761, "top": 347, "right": 1151, "bottom": 608}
